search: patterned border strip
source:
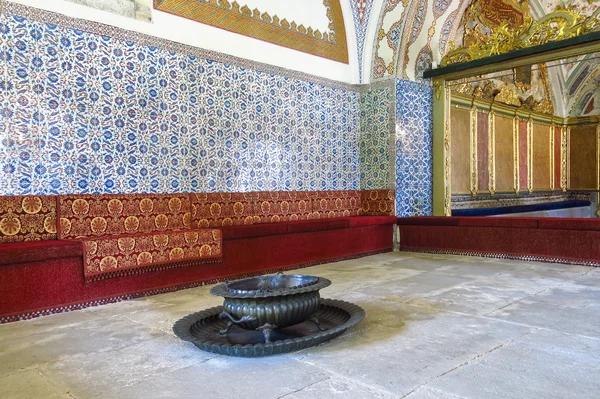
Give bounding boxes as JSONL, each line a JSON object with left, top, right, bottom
{"left": 154, "top": 0, "right": 349, "bottom": 64}
{"left": 400, "top": 247, "right": 600, "bottom": 268}
{"left": 0, "top": 248, "right": 392, "bottom": 324}
{"left": 0, "top": 0, "right": 365, "bottom": 92}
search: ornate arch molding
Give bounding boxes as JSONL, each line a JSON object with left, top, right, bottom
{"left": 154, "top": 0, "right": 349, "bottom": 63}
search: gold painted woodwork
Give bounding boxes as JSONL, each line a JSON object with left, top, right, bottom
{"left": 561, "top": 126, "right": 568, "bottom": 191}
{"left": 528, "top": 119, "right": 533, "bottom": 193}
{"left": 568, "top": 124, "right": 598, "bottom": 190}
{"left": 441, "top": 7, "right": 600, "bottom": 67}
{"left": 450, "top": 107, "right": 472, "bottom": 194}
{"left": 445, "top": 87, "right": 452, "bottom": 215}
{"left": 153, "top": 0, "right": 349, "bottom": 63}
{"left": 489, "top": 111, "right": 496, "bottom": 194}
{"left": 513, "top": 117, "right": 519, "bottom": 193}
{"left": 494, "top": 114, "right": 514, "bottom": 192}
{"left": 532, "top": 123, "right": 551, "bottom": 191}
{"left": 550, "top": 124, "right": 555, "bottom": 191}
{"left": 470, "top": 107, "right": 478, "bottom": 195}
{"left": 432, "top": 78, "right": 447, "bottom": 216}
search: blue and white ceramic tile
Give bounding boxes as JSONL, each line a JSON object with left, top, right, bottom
{"left": 395, "top": 79, "right": 433, "bottom": 216}
{"left": 359, "top": 86, "right": 394, "bottom": 190}
{"left": 349, "top": 0, "right": 375, "bottom": 83}
{"left": 0, "top": 13, "right": 363, "bottom": 195}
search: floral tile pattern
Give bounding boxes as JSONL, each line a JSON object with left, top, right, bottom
{"left": 359, "top": 85, "right": 395, "bottom": 190}
{"left": 0, "top": 12, "right": 361, "bottom": 196}
{"left": 395, "top": 79, "right": 433, "bottom": 216}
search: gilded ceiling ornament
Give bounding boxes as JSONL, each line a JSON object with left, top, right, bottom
{"left": 533, "top": 99, "right": 554, "bottom": 115}
{"left": 494, "top": 86, "right": 521, "bottom": 107}
{"left": 441, "top": 6, "right": 600, "bottom": 67}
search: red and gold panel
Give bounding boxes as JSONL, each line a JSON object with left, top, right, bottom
{"left": 494, "top": 115, "right": 514, "bottom": 192}
{"left": 310, "top": 190, "right": 361, "bottom": 219}
{"left": 191, "top": 192, "right": 257, "bottom": 228}
{"left": 253, "top": 191, "right": 312, "bottom": 223}
{"left": 81, "top": 229, "right": 222, "bottom": 282}
{"left": 360, "top": 190, "right": 394, "bottom": 216}
{"left": 518, "top": 120, "right": 528, "bottom": 191}
{"left": 569, "top": 124, "right": 598, "bottom": 190}
{"left": 477, "top": 112, "right": 489, "bottom": 191}
{"left": 533, "top": 123, "right": 551, "bottom": 191}
{"left": 451, "top": 107, "right": 471, "bottom": 194}
{"left": 0, "top": 196, "right": 57, "bottom": 243}
{"left": 58, "top": 194, "right": 192, "bottom": 240}
{"left": 554, "top": 126, "right": 562, "bottom": 190}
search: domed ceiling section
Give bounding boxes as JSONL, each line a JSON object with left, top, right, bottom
{"left": 369, "top": 0, "right": 599, "bottom": 92}
{"left": 154, "top": 0, "right": 349, "bottom": 63}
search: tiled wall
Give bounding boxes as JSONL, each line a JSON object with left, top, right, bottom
{"left": 0, "top": 11, "right": 362, "bottom": 196}
{"left": 395, "top": 79, "right": 433, "bottom": 216}
{"left": 359, "top": 84, "right": 394, "bottom": 190}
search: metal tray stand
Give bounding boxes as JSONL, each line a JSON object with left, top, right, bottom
{"left": 173, "top": 298, "right": 365, "bottom": 357}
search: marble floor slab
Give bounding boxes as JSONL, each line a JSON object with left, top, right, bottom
{"left": 0, "top": 252, "right": 598, "bottom": 399}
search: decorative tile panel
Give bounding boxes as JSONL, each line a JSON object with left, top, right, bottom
{"left": 349, "top": 0, "right": 375, "bottom": 82}
{"left": 395, "top": 79, "right": 433, "bottom": 216}
{"left": 0, "top": 10, "right": 361, "bottom": 197}
{"left": 359, "top": 84, "right": 395, "bottom": 190}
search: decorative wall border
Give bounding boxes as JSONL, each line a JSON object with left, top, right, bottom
{"left": 0, "top": 248, "right": 393, "bottom": 324}
{"left": 0, "top": 0, "right": 361, "bottom": 92}
{"left": 154, "top": 0, "right": 349, "bottom": 64}
{"left": 400, "top": 248, "right": 600, "bottom": 268}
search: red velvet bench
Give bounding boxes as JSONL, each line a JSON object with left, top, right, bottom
{"left": 397, "top": 216, "right": 600, "bottom": 267}
{"left": 0, "top": 190, "right": 396, "bottom": 322}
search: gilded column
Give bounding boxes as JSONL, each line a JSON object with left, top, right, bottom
{"left": 470, "top": 106, "right": 478, "bottom": 195}
{"left": 561, "top": 125, "right": 568, "bottom": 191}
{"left": 550, "top": 124, "right": 555, "bottom": 191}
{"left": 513, "top": 116, "right": 519, "bottom": 193}
{"left": 527, "top": 118, "right": 533, "bottom": 193}
{"left": 489, "top": 111, "right": 495, "bottom": 195}
{"left": 444, "top": 84, "right": 452, "bottom": 216}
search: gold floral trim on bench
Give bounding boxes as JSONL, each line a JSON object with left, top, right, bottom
{"left": 0, "top": 196, "right": 57, "bottom": 243}
{"left": 81, "top": 229, "right": 222, "bottom": 282}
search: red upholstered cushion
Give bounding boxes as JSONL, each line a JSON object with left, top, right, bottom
{"left": 287, "top": 218, "right": 350, "bottom": 234}
{"left": 80, "top": 229, "right": 222, "bottom": 282}
{"left": 253, "top": 191, "right": 312, "bottom": 223}
{"left": 396, "top": 217, "right": 461, "bottom": 226}
{"left": 537, "top": 218, "right": 600, "bottom": 231}
{"left": 310, "top": 190, "right": 361, "bottom": 219}
{"left": 0, "top": 196, "right": 57, "bottom": 243}
{"left": 458, "top": 217, "right": 539, "bottom": 229}
{"left": 58, "top": 194, "right": 192, "bottom": 240}
{"left": 0, "top": 240, "right": 82, "bottom": 266}
{"left": 191, "top": 192, "right": 257, "bottom": 227}
{"left": 221, "top": 223, "right": 290, "bottom": 240}
{"left": 360, "top": 190, "right": 394, "bottom": 216}
{"left": 349, "top": 216, "right": 398, "bottom": 227}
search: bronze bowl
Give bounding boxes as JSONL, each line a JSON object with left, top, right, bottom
{"left": 209, "top": 274, "right": 332, "bottom": 343}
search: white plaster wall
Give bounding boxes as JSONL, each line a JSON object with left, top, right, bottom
{"left": 9, "top": 0, "right": 359, "bottom": 83}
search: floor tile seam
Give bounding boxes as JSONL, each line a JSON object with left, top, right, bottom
{"left": 480, "top": 282, "right": 564, "bottom": 317}
{"left": 398, "top": 330, "right": 534, "bottom": 399}
{"left": 0, "top": 364, "right": 42, "bottom": 381}
{"left": 35, "top": 366, "right": 81, "bottom": 399}
{"left": 291, "top": 355, "right": 396, "bottom": 397}
{"left": 395, "top": 298, "right": 600, "bottom": 341}
{"left": 475, "top": 313, "right": 600, "bottom": 341}
{"left": 404, "top": 385, "right": 471, "bottom": 399}
{"left": 274, "top": 376, "right": 332, "bottom": 399}
{"left": 88, "top": 355, "right": 219, "bottom": 398}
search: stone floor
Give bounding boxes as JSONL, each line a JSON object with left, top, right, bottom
{"left": 1, "top": 252, "right": 599, "bottom": 399}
